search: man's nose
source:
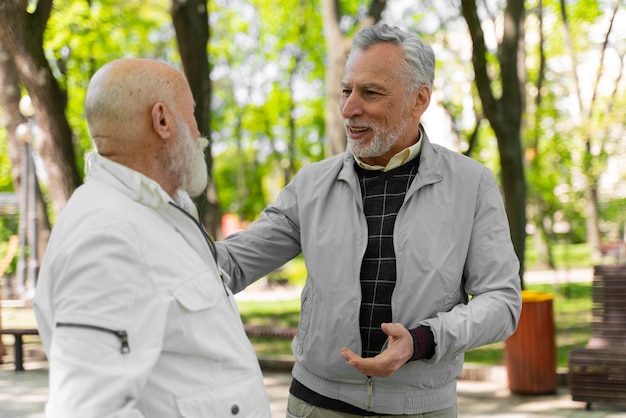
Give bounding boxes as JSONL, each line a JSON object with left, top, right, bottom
{"left": 340, "top": 93, "right": 363, "bottom": 119}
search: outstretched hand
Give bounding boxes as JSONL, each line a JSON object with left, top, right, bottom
{"left": 340, "top": 323, "right": 414, "bottom": 377}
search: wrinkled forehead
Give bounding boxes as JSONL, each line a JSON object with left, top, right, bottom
{"left": 343, "top": 44, "right": 406, "bottom": 85}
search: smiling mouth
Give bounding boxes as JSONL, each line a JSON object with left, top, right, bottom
{"left": 347, "top": 126, "right": 370, "bottom": 136}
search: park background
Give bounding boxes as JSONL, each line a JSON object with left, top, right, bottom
{"left": 0, "top": 0, "right": 625, "bottom": 381}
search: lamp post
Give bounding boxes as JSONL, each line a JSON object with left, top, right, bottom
{"left": 14, "top": 122, "right": 28, "bottom": 297}
{"left": 15, "top": 95, "right": 39, "bottom": 299}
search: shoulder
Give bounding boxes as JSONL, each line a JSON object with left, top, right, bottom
{"left": 430, "top": 142, "right": 495, "bottom": 180}
{"left": 296, "top": 153, "right": 346, "bottom": 177}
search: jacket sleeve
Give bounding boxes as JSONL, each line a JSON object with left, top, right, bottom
{"left": 421, "top": 168, "right": 522, "bottom": 363}
{"left": 216, "top": 179, "right": 303, "bottom": 294}
{"left": 43, "top": 225, "right": 164, "bottom": 418}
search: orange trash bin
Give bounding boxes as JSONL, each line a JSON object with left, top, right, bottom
{"left": 505, "top": 290, "right": 557, "bottom": 394}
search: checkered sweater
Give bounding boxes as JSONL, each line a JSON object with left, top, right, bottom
{"left": 356, "top": 157, "right": 433, "bottom": 361}
{"left": 288, "top": 157, "right": 436, "bottom": 415}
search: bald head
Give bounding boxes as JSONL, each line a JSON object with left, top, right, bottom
{"left": 83, "top": 58, "right": 203, "bottom": 197}
{"left": 84, "top": 58, "right": 191, "bottom": 151}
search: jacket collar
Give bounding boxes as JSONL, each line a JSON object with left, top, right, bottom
{"left": 338, "top": 125, "right": 443, "bottom": 191}
{"left": 85, "top": 152, "right": 196, "bottom": 216}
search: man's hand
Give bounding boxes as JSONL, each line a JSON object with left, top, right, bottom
{"left": 340, "top": 323, "right": 414, "bottom": 377}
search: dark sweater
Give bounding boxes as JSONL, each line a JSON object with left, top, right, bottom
{"left": 290, "top": 156, "right": 435, "bottom": 415}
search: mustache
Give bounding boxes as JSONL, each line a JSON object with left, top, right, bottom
{"left": 345, "top": 119, "right": 371, "bottom": 128}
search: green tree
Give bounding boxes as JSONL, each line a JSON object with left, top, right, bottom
{"left": 171, "top": 0, "right": 223, "bottom": 236}
{"left": 553, "top": 0, "right": 624, "bottom": 261}
{"left": 322, "top": 0, "right": 387, "bottom": 155}
{"left": 0, "top": 0, "right": 82, "bottom": 216}
{"left": 209, "top": 0, "right": 325, "bottom": 224}
{"left": 461, "top": 0, "right": 528, "bottom": 284}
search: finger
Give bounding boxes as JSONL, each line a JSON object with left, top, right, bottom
{"left": 340, "top": 347, "right": 358, "bottom": 362}
{"left": 381, "top": 322, "right": 405, "bottom": 338}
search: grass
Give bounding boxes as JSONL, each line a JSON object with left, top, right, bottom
{"left": 464, "top": 282, "right": 592, "bottom": 368}
{"left": 237, "top": 281, "right": 594, "bottom": 368}
{"left": 238, "top": 299, "right": 300, "bottom": 357}
{"left": 525, "top": 242, "right": 592, "bottom": 270}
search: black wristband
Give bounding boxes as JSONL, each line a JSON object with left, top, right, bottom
{"left": 407, "top": 325, "right": 436, "bottom": 362}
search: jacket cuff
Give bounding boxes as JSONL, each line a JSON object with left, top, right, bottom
{"left": 407, "top": 326, "right": 435, "bottom": 362}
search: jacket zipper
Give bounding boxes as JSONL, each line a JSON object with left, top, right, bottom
{"left": 366, "top": 377, "right": 373, "bottom": 410}
{"left": 168, "top": 202, "right": 217, "bottom": 263}
{"left": 168, "top": 202, "right": 229, "bottom": 297}
{"left": 56, "top": 322, "right": 130, "bottom": 354}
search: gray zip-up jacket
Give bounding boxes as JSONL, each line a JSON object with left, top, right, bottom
{"left": 217, "top": 132, "right": 521, "bottom": 415}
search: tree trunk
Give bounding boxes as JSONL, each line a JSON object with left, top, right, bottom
{"left": 0, "top": 0, "right": 82, "bottom": 216}
{"left": 321, "top": 0, "right": 386, "bottom": 156}
{"left": 0, "top": 40, "right": 52, "bottom": 298}
{"left": 461, "top": 0, "right": 527, "bottom": 286}
{"left": 170, "top": 0, "right": 222, "bottom": 237}
{"left": 584, "top": 179, "right": 602, "bottom": 261}
{"left": 321, "top": 0, "right": 348, "bottom": 156}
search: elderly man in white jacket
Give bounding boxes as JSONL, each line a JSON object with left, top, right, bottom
{"left": 34, "top": 58, "right": 270, "bottom": 418}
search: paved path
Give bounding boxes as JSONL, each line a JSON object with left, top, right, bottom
{"left": 2, "top": 362, "right": 626, "bottom": 417}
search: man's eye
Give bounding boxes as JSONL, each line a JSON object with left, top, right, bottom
{"left": 341, "top": 89, "right": 351, "bottom": 96}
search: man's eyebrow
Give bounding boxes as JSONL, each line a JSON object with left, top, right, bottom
{"left": 341, "top": 81, "right": 387, "bottom": 91}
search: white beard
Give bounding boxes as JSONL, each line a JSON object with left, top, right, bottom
{"left": 168, "top": 123, "right": 209, "bottom": 197}
{"left": 346, "top": 114, "right": 409, "bottom": 160}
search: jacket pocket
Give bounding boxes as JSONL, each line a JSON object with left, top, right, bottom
{"left": 295, "top": 286, "right": 312, "bottom": 356}
{"left": 172, "top": 273, "right": 222, "bottom": 311}
{"left": 170, "top": 272, "right": 247, "bottom": 355}
{"left": 175, "top": 376, "right": 269, "bottom": 417}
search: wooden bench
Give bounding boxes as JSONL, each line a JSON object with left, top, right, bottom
{"left": 569, "top": 348, "right": 626, "bottom": 407}
{"left": 244, "top": 325, "right": 296, "bottom": 339}
{"left": 568, "top": 264, "right": 626, "bottom": 409}
{"left": 0, "top": 328, "right": 40, "bottom": 371}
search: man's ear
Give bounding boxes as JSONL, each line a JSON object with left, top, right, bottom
{"left": 151, "top": 102, "right": 173, "bottom": 139}
{"left": 411, "top": 85, "right": 431, "bottom": 119}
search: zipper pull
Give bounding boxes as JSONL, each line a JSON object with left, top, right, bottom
{"left": 56, "top": 323, "right": 131, "bottom": 354}
{"left": 114, "top": 330, "right": 130, "bottom": 354}
{"left": 366, "top": 377, "right": 373, "bottom": 410}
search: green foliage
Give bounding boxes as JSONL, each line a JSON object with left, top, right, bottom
{"left": 599, "top": 197, "right": 626, "bottom": 240}
{"left": 238, "top": 298, "right": 299, "bottom": 357}
{"left": 209, "top": 0, "right": 326, "bottom": 221}
{"left": 238, "top": 298, "right": 300, "bottom": 328}
{"left": 0, "top": 132, "right": 13, "bottom": 191}
{"left": 0, "top": 213, "right": 19, "bottom": 277}
{"left": 0, "top": 213, "right": 18, "bottom": 242}
{"left": 281, "top": 256, "right": 307, "bottom": 285}
{"left": 0, "top": 0, "right": 622, "bottom": 264}
{"left": 526, "top": 240, "right": 592, "bottom": 270}
{"left": 43, "top": 0, "right": 178, "bottom": 175}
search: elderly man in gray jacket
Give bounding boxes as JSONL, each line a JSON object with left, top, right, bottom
{"left": 217, "top": 23, "right": 521, "bottom": 417}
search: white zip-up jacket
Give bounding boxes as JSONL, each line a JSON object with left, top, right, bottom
{"left": 34, "top": 154, "right": 270, "bottom": 418}
{"left": 217, "top": 132, "right": 521, "bottom": 415}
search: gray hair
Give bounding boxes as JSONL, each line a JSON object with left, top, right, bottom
{"left": 350, "top": 23, "right": 435, "bottom": 92}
